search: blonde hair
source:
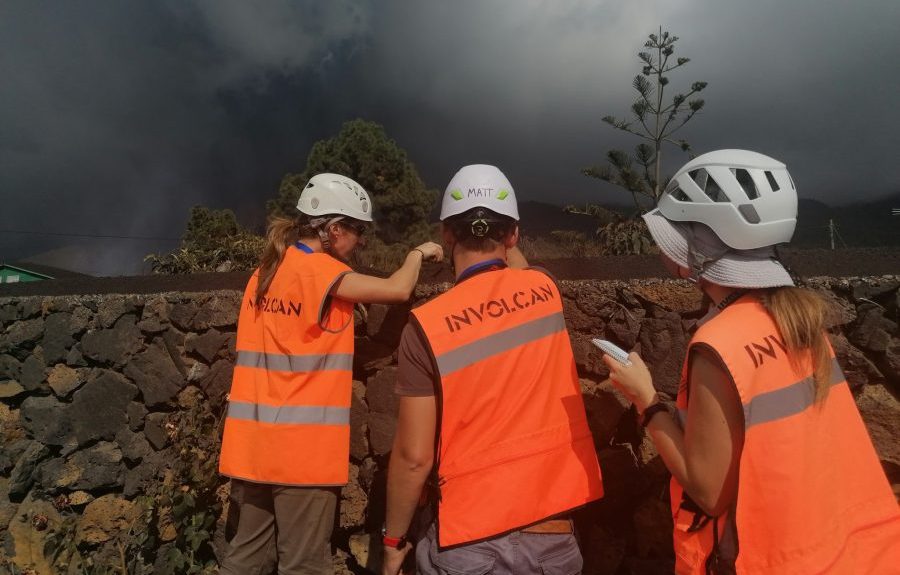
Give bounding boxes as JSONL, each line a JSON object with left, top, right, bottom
{"left": 255, "top": 215, "right": 364, "bottom": 305}
{"left": 759, "top": 287, "right": 832, "bottom": 402}
{"left": 255, "top": 216, "right": 310, "bottom": 306}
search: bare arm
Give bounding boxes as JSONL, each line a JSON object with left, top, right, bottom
{"left": 383, "top": 395, "right": 436, "bottom": 574}
{"left": 603, "top": 348, "right": 744, "bottom": 516}
{"left": 332, "top": 242, "right": 443, "bottom": 304}
{"left": 646, "top": 349, "right": 743, "bottom": 515}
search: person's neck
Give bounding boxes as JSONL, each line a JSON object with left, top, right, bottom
{"left": 297, "top": 237, "right": 323, "bottom": 253}
{"left": 703, "top": 283, "right": 744, "bottom": 308}
{"left": 453, "top": 247, "right": 506, "bottom": 280}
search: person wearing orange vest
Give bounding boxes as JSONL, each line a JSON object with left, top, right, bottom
{"left": 601, "top": 150, "right": 900, "bottom": 574}
{"left": 382, "top": 165, "right": 604, "bottom": 575}
{"left": 218, "top": 173, "right": 443, "bottom": 575}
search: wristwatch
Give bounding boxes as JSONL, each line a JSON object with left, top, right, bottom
{"left": 381, "top": 525, "right": 408, "bottom": 549}
{"left": 638, "top": 400, "right": 668, "bottom": 428}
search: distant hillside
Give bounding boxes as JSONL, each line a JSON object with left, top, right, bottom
{"left": 516, "top": 201, "right": 604, "bottom": 236}
{"left": 516, "top": 193, "right": 900, "bottom": 248}
{"left": 428, "top": 200, "right": 609, "bottom": 237}
{"left": 794, "top": 192, "right": 900, "bottom": 248}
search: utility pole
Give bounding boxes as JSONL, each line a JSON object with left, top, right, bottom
{"left": 827, "top": 219, "right": 847, "bottom": 249}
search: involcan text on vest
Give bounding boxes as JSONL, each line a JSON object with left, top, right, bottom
{"left": 444, "top": 283, "right": 555, "bottom": 333}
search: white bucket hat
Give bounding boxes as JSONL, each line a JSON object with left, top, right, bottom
{"left": 643, "top": 209, "right": 794, "bottom": 288}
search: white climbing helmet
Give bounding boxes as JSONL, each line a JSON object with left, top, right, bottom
{"left": 656, "top": 149, "right": 797, "bottom": 250}
{"left": 440, "top": 164, "right": 519, "bottom": 221}
{"left": 296, "top": 173, "right": 373, "bottom": 222}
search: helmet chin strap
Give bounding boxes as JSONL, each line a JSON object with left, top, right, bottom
{"left": 686, "top": 245, "right": 714, "bottom": 284}
{"left": 684, "top": 225, "right": 729, "bottom": 284}
{"left": 309, "top": 216, "right": 345, "bottom": 257}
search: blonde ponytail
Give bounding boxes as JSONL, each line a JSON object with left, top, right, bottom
{"left": 760, "top": 287, "right": 832, "bottom": 402}
{"left": 255, "top": 217, "right": 300, "bottom": 306}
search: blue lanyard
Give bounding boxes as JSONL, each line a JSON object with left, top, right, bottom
{"left": 295, "top": 241, "right": 314, "bottom": 254}
{"left": 456, "top": 258, "right": 507, "bottom": 284}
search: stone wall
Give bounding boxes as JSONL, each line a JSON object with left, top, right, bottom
{"left": 1, "top": 276, "right": 898, "bottom": 574}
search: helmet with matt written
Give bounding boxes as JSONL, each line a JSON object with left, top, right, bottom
{"left": 440, "top": 164, "right": 519, "bottom": 222}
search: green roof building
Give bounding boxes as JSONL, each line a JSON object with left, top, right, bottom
{"left": 0, "top": 262, "right": 88, "bottom": 284}
{"left": 0, "top": 264, "right": 52, "bottom": 284}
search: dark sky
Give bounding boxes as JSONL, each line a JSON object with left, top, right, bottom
{"left": 2, "top": 0, "right": 898, "bottom": 275}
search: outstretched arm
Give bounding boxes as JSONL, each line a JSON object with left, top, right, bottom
{"left": 332, "top": 242, "right": 443, "bottom": 304}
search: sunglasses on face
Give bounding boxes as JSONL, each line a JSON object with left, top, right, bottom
{"left": 343, "top": 221, "right": 370, "bottom": 236}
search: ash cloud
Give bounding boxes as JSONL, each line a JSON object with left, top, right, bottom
{"left": 1, "top": 0, "right": 898, "bottom": 274}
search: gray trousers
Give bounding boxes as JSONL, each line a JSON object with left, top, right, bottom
{"left": 415, "top": 523, "right": 583, "bottom": 575}
{"left": 219, "top": 480, "right": 338, "bottom": 575}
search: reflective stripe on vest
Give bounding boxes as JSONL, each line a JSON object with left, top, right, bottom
{"left": 227, "top": 401, "right": 350, "bottom": 425}
{"left": 412, "top": 267, "right": 603, "bottom": 548}
{"left": 219, "top": 249, "right": 355, "bottom": 486}
{"left": 435, "top": 311, "right": 566, "bottom": 376}
{"left": 675, "top": 357, "right": 845, "bottom": 429}
{"left": 670, "top": 296, "right": 900, "bottom": 574}
{"left": 235, "top": 350, "right": 353, "bottom": 372}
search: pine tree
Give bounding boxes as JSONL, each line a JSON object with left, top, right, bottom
{"left": 583, "top": 27, "right": 707, "bottom": 210}
{"left": 269, "top": 119, "right": 437, "bottom": 245}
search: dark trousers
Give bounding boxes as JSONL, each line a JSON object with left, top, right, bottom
{"left": 219, "top": 480, "right": 338, "bottom": 575}
{"left": 415, "top": 522, "right": 584, "bottom": 575}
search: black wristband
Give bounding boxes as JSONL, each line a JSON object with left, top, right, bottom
{"left": 639, "top": 402, "right": 668, "bottom": 428}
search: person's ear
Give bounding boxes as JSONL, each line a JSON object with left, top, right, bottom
{"left": 440, "top": 223, "right": 454, "bottom": 246}
{"left": 328, "top": 222, "right": 344, "bottom": 238}
{"left": 659, "top": 253, "right": 685, "bottom": 279}
{"left": 503, "top": 224, "right": 519, "bottom": 249}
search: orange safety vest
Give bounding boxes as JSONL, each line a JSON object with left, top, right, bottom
{"left": 412, "top": 266, "right": 604, "bottom": 548}
{"left": 219, "top": 247, "right": 355, "bottom": 486}
{"left": 671, "top": 295, "right": 900, "bottom": 574}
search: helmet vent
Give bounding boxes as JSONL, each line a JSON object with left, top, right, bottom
{"left": 765, "top": 171, "right": 780, "bottom": 192}
{"left": 732, "top": 169, "right": 760, "bottom": 200}
{"left": 689, "top": 169, "right": 707, "bottom": 190}
{"left": 738, "top": 204, "right": 761, "bottom": 224}
{"left": 691, "top": 169, "right": 728, "bottom": 202}
{"left": 670, "top": 185, "right": 691, "bottom": 202}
